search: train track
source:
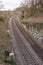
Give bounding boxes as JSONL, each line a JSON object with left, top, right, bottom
{"left": 9, "top": 17, "right": 43, "bottom": 65}
{"left": 15, "top": 19, "right": 43, "bottom": 62}
{"left": 12, "top": 21, "right": 37, "bottom": 65}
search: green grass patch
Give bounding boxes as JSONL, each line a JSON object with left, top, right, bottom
{"left": 22, "top": 22, "right": 29, "bottom": 28}
{"left": 4, "top": 59, "right": 17, "bottom": 65}
{"left": 22, "top": 22, "right": 29, "bottom": 25}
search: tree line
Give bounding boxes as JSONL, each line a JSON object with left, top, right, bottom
{"left": 20, "top": 0, "right": 43, "bottom": 19}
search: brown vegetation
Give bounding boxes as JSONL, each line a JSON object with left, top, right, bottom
{"left": 0, "top": 11, "right": 12, "bottom": 65}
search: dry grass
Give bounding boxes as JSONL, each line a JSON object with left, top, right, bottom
{"left": 0, "top": 19, "right": 12, "bottom": 65}
{"left": 0, "top": 11, "right": 17, "bottom": 65}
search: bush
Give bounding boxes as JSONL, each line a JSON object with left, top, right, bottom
{"left": 0, "top": 17, "right": 5, "bottom": 22}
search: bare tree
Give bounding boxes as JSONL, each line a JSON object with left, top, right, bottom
{"left": 0, "top": 0, "right": 4, "bottom": 9}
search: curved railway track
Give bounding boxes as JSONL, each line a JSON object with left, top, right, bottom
{"left": 9, "top": 18, "right": 43, "bottom": 65}
{"left": 15, "top": 19, "right": 43, "bottom": 62}
{"left": 12, "top": 21, "right": 37, "bottom": 65}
